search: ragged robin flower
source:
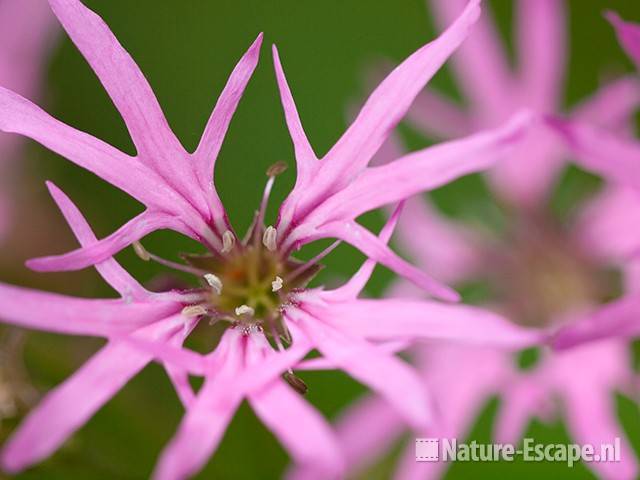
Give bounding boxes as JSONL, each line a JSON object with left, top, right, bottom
{"left": 0, "top": 0, "right": 543, "bottom": 478}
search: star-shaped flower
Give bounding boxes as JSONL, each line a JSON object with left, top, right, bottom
{"left": 0, "top": 1, "right": 544, "bottom": 477}
{"left": 0, "top": 0, "right": 533, "bottom": 301}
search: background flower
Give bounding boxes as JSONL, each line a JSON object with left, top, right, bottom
{"left": 327, "top": 0, "right": 640, "bottom": 478}
{"left": 0, "top": 0, "right": 56, "bottom": 242}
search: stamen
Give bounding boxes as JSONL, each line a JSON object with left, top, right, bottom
{"left": 132, "top": 242, "right": 209, "bottom": 276}
{"left": 253, "top": 172, "right": 276, "bottom": 247}
{"left": 203, "top": 273, "right": 223, "bottom": 295}
{"left": 182, "top": 305, "right": 208, "bottom": 317}
{"left": 221, "top": 230, "right": 235, "bottom": 253}
{"left": 263, "top": 226, "right": 277, "bottom": 251}
{"left": 133, "top": 241, "right": 151, "bottom": 261}
{"left": 271, "top": 276, "right": 283, "bottom": 292}
{"left": 266, "top": 160, "right": 288, "bottom": 177}
{"left": 283, "top": 371, "right": 308, "bottom": 395}
{"left": 253, "top": 164, "right": 286, "bottom": 246}
{"left": 235, "top": 304, "right": 255, "bottom": 316}
{"left": 270, "top": 323, "right": 287, "bottom": 352}
{"left": 287, "top": 240, "right": 341, "bottom": 281}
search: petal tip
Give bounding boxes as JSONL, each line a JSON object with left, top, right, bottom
{"left": 604, "top": 10, "right": 622, "bottom": 27}
{"left": 251, "top": 32, "right": 264, "bottom": 49}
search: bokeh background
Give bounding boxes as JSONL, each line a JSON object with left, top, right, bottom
{"left": 1, "top": 0, "right": 639, "bottom": 478}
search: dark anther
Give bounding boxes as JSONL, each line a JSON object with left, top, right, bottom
{"left": 283, "top": 371, "right": 308, "bottom": 395}
{"left": 266, "top": 161, "right": 288, "bottom": 177}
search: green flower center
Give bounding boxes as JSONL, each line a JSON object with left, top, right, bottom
{"left": 485, "top": 215, "right": 619, "bottom": 328}
{"left": 182, "top": 241, "right": 320, "bottom": 327}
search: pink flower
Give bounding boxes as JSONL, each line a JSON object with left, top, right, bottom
{"left": 0, "top": 0, "right": 56, "bottom": 240}
{"left": 413, "top": 0, "right": 640, "bottom": 208}
{"left": 607, "top": 11, "right": 640, "bottom": 70}
{"left": 0, "top": 1, "right": 543, "bottom": 477}
{"left": 0, "top": 184, "right": 540, "bottom": 479}
{"left": 548, "top": 11, "right": 640, "bottom": 347}
{"left": 0, "top": 0, "right": 534, "bottom": 302}
{"left": 324, "top": 1, "right": 640, "bottom": 479}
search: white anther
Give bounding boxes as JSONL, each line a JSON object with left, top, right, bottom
{"left": 222, "top": 230, "right": 235, "bottom": 253}
{"left": 132, "top": 241, "right": 150, "bottom": 261}
{"left": 235, "top": 304, "right": 255, "bottom": 316}
{"left": 182, "top": 305, "right": 208, "bottom": 317}
{"left": 263, "top": 226, "right": 277, "bottom": 251}
{"left": 204, "top": 273, "right": 223, "bottom": 295}
{"left": 272, "top": 276, "right": 283, "bottom": 292}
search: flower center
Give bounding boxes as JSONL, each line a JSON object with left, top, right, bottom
{"left": 482, "top": 213, "right": 619, "bottom": 328}
{"left": 134, "top": 164, "right": 330, "bottom": 340}
{"left": 181, "top": 240, "right": 320, "bottom": 329}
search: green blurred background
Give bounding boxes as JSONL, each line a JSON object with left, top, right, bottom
{"left": 1, "top": 0, "right": 639, "bottom": 478}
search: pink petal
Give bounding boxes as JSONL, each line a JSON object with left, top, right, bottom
{"left": 494, "top": 378, "right": 548, "bottom": 444}
{"left": 194, "top": 33, "right": 263, "bottom": 193}
{"left": 112, "top": 331, "right": 208, "bottom": 375}
{"left": 394, "top": 441, "right": 444, "bottom": 480}
{"left": 515, "top": 0, "right": 566, "bottom": 111}
{"left": 315, "top": 220, "right": 459, "bottom": 301}
{"left": 279, "top": 0, "right": 481, "bottom": 228}
{"left": 393, "top": 196, "right": 481, "bottom": 284}
{"left": 428, "top": 0, "right": 513, "bottom": 120}
{"left": 323, "top": 202, "right": 403, "bottom": 301}
{"left": 2, "top": 342, "right": 151, "bottom": 472}
{"left": 0, "top": 87, "right": 178, "bottom": 208}
{"left": 46, "top": 182, "right": 148, "bottom": 299}
{"left": 0, "top": 283, "right": 175, "bottom": 336}
{"left": 296, "top": 339, "right": 410, "bottom": 371}
{"left": 320, "top": 299, "right": 541, "bottom": 348}
{"left": 307, "top": 111, "right": 532, "bottom": 226}
{"left": 575, "top": 187, "right": 640, "bottom": 262}
{"left": 26, "top": 209, "right": 184, "bottom": 272}
{"left": 152, "top": 330, "right": 244, "bottom": 480}
{"left": 331, "top": 395, "right": 404, "bottom": 477}
{"left": 545, "top": 117, "right": 640, "bottom": 189}
{"left": 561, "top": 368, "right": 639, "bottom": 479}
{"left": 323, "top": 0, "right": 479, "bottom": 177}
{"left": 298, "top": 313, "right": 433, "bottom": 431}
{"left": 242, "top": 332, "right": 343, "bottom": 477}
{"left": 163, "top": 331, "right": 197, "bottom": 408}
{"left": 272, "top": 45, "right": 318, "bottom": 183}
{"left": 405, "top": 89, "right": 471, "bottom": 140}
{"left": 606, "top": 11, "right": 640, "bottom": 70}
{"left": 0, "top": 0, "right": 56, "bottom": 98}
{"left": 571, "top": 76, "right": 640, "bottom": 130}
{"left": 0, "top": 315, "right": 180, "bottom": 473}
{"left": 236, "top": 322, "right": 312, "bottom": 393}
{"left": 163, "top": 362, "right": 195, "bottom": 408}
{"left": 250, "top": 380, "right": 343, "bottom": 478}
{"left": 0, "top": 0, "right": 56, "bottom": 212}
{"left": 488, "top": 120, "right": 565, "bottom": 206}
{"left": 551, "top": 296, "right": 640, "bottom": 350}
{"left": 48, "top": 0, "right": 184, "bottom": 162}
{"left": 395, "top": 346, "right": 509, "bottom": 480}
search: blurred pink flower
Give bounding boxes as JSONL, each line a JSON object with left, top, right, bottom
{"left": 0, "top": 0, "right": 545, "bottom": 477}
{"left": 548, "top": 11, "right": 640, "bottom": 347}
{"left": 607, "top": 11, "right": 640, "bottom": 70}
{"left": 0, "top": 0, "right": 56, "bottom": 240}
{"left": 326, "top": 1, "right": 640, "bottom": 479}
